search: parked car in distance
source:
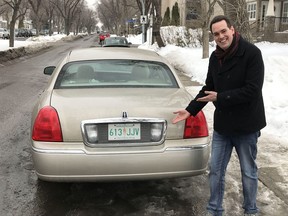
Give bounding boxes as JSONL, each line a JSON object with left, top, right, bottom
{"left": 99, "top": 32, "right": 110, "bottom": 43}
{"left": 0, "top": 28, "right": 10, "bottom": 39}
{"left": 31, "top": 47, "right": 210, "bottom": 182}
{"left": 31, "top": 29, "right": 37, "bottom": 36}
{"left": 15, "top": 28, "right": 32, "bottom": 37}
{"left": 102, "top": 36, "right": 132, "bottom": 47}
{"left": 39, "top": 29, "right": 49, "bottom": 35}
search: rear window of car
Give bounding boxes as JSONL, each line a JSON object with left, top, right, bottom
{"left": 104, "top": 38, "right": 128, "bottom": 46}
{"left": 54, "top": 60, "right": 179, "bottom": 89}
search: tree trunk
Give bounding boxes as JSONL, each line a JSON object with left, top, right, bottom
{"left": 202, "top": 28, "right": 210, "bottom": 58}
{"left": 65, "top": 18, "right": 71, "bottom": 35}
{"left": 9, "top": 0, "right": 23, "bottom": 47}
{"left": 152, "top": 0, "right": 165, "bottom": 47}
{"left": 9, "top": 21, "right": 16, "bottom": 47}
{"left": 201, "top": 0, "right": 208, "bottom": 58}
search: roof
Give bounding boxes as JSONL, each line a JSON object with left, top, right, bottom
{"left": 66, "top": 47, "right": 164, "bottom": 62}
{"left": 105, "top": 36, "right": 127, "bottom": 40}
{"left": 102, "top": 36, "right": 130, "bottom": 47}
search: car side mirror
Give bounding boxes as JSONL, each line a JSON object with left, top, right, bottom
{"left": 44, "top": 66, "right": 56, "bottom": 75}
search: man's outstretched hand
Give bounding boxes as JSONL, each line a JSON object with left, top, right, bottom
{"left": 172, "top": 110, "right": 190, "bottom": 124}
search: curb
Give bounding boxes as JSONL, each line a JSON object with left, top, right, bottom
{"left": 0, "top": 34, "right": 85, "bottom": 64}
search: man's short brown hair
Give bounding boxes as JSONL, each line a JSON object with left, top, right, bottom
{"left": 209, "top": 15, "right": 233, "bottom": 33}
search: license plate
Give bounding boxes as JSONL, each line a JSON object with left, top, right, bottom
{"left": 108, "top": 123, "right": 141, "bottom": 140}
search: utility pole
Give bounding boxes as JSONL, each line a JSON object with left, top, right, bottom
{"left": 140, "top": 0, "right": 145, "bottom": 44}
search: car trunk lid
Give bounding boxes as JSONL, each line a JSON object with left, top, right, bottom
{"left": 50, "top": 88, "right": 192, "bottom": 142}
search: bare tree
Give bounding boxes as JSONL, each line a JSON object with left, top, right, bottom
{"left": 218, "top": 0, "right": 252, "bottom": 42}
{"left": 28, "top": 0, "right": 45, "bottom": 36}
{"left": 51, "top": 0, "right": 83, "bottom": 35}
{"left": 3, "top": 0, "right": 24, "bottom": 47}
{"left": 201, "top": 0, "right": 218, "bottom": 58}
{"left": 71, "top": 2, "right": 83, "bottom": 34}
{"left": 0, "top": 1, "right": 12, "bottom": 29}
{"left": 96, "top": 0, "right": 164, "bottom": 44}
{"left": 97, "top": 0, "right": 123, "bottom": 33}
{"left": 44, "top": 0, "right": 57, "bottom": 34}
{"left": 17, "top": 1, "right": 30, "bottom": 28}
{"left": 97, "top": 0, "right": 112, "bottom": 31}
{"left": 97, "top": 0, "right": 138, "bottom": 35}
{"left": 0, "top": 0, "right": 10, "bottom": 16}
{"left": 150, "top": 0, "right": 164, "bottom": 47}
{"left": 135, "top": 0, "right": 151, "bottom": 15}
{"left": 188, "top": 0, "right": 217, "bottom": 58}
{"left": 82, "top": 8, "right": 97, "bottom": 34}
{"left": 187, "top": 0, "right": 251, "bottom": 58}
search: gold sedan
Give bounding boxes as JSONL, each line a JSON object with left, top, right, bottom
{"left": 31, "top": 47, "right": 210, "bottom": 182}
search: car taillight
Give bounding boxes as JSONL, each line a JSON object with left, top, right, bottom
{"left": 32, "top": 106, "right": 63, "bottom": 142}
{"left": 184, "top": 111, "right": 208, "bottom": 138}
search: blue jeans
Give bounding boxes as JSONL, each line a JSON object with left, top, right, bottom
{"left": 207, "top": 130, "right": 259, "bottom": 216}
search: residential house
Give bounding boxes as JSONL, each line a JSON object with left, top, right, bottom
{"left": 0, "top": 18, "right": 8, "bottom": 29}
{"left": 161, "top": 0, "right": 187, "bottom": 26}
{"left": 161, "top": 0, "right": 288, "bottom": 36}
{"left": 161, "top": 0, "right": 223, "bottom": 29}
{"left": 247, "top": 0, "right": 288, "bottom": 32}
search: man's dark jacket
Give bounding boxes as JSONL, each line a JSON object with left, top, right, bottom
{"left": 186, "top": 36, "right": 266, "bottom": 135}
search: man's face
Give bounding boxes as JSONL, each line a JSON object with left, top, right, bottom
{"left": 211, "top": 20, "right": 235, "bottom": 50}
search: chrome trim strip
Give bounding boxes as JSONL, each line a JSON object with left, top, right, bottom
{"left": 32, "top": 146, "right": 84, "bottom": 154}
{"left": 82, "top": 117, "right": 166, "bottom": 124}
{"left": 32, "top": 143, "right": 209, "bottom": 155}
{"left": 81, "top": 117, "right": 167, "bottom": 148}
{"left": 166, "top": 143, "right": 209, "bottom": 151}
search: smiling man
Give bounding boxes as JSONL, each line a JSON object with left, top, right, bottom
{"left": 172, "top": 15, "right": 266, "bottom": 216}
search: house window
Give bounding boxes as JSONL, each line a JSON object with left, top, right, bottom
{"left": 283, "top": 2, "right": 288, "bottom": 23}
{"left": 247, "top": 2, "right": 257, "bottom": 20}
{"left": 186, "top": 0, "right": 200, "bottom": 20}
{"left": 186, "top": 8, "right": 198, "bottom": 20}
{"left": 261, "top": 4, "right": 266, "bottom": 28}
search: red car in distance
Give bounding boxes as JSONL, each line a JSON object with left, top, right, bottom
{"left": 99, "top": 32, "right": 110, "bottom": 44}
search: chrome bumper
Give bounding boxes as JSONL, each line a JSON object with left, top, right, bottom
{"left": 32, "top": 140, "right": 210, "bottom": 182}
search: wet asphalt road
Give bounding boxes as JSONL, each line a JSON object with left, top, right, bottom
{"left": 0, "top": 35, "right": 210, "bottom": 216}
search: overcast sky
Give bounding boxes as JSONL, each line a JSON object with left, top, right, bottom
{"left": 85, "top": 0, "right": 96, "bottom": 8}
